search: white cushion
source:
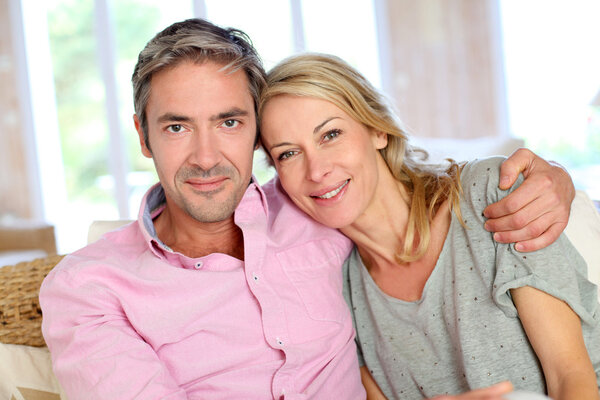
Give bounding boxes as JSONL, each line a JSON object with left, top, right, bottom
{"left": 0, "top": 343, "right": 66, "bottom": 400}
{"left": 565, "top": 190, "right": 600, "bottom": 294}
{"left": 409, "top": 136, "right": 525, "bottom": 164}
{"left": 87, "top": 220, "right": 133, "bottom": 244}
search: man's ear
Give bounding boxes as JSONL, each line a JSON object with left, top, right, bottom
{"left": 134, "top": 114, "right": 152, "bottom": 158}
{"left": 372, "top": 130, "right": 388, "bottom": 150}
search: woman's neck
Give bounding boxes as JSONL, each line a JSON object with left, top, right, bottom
{"left": 339, "top": 157, "right": 452, "bottom": 301}
{"left": 339, "top": 159, "right": 411, "bottom": 270}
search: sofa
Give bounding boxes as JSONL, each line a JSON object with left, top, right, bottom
{"left": 1, "top": 190, "right": 599, "bottom": 399}
{"left": 1, "top": 134, "right": 599, "bottom": 399}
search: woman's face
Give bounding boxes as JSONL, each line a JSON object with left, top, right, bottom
{"left": 260, "top": 95, "right": 388, "bottom": 228}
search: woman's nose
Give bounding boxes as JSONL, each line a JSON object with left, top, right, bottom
{"left": 305, "top": 151, "right": 332, "bottom": 182}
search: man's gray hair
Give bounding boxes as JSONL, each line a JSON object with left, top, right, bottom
{"left": 132, "top": 18, "right": 266, "bottom": 150}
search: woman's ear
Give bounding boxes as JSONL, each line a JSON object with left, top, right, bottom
{"left": 372, "top": 130, "right": 388, "bottom": 150}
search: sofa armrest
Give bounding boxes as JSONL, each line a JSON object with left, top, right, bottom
{"left": 564, "top": 190, "right": 600, "bottom": 293}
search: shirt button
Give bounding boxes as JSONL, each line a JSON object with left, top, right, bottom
{"left": 194, "top": 261, "right": 203, "bottom": 269}
{"left": 276, "top": 337, "right": 284, "bottom": 346}
{"left": 252, "top": 273, "right": 259, "bottom": 282}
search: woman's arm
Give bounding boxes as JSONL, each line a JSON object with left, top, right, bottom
{"left": 511, "top": 286, "right": 599, "bottom": 400}
{"left": 360, "top": 366, "right": 388, "bottom": 400}
{"left": 361, "top": 366, "right": 514, "bottom": 399}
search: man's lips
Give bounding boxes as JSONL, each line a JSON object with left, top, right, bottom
{"left": 186, "top": 177, "right": 228, "bottom": 192}
{"left": 310, "top": 179, "right": 350, "bottom": 199}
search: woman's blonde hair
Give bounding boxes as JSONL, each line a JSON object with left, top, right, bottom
{"left": 259, "top": 53, "right": 463, "bottom": 263}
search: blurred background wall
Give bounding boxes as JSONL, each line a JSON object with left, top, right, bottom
{"left": 1, "top": 0, "right": 599, "bottom": 253}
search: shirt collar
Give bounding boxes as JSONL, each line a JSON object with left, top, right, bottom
{"left": 136, "top": 177, "right": 269, "bottom": 258}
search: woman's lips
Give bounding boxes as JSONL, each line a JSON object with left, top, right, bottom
{"left": 311, "top": 179, "right": 350, "bottom": 199}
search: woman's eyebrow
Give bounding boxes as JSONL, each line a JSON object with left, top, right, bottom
{"left": 268, "top": 141, "right": 292, "bottom": 152}
{"left": 313, "top": 117, "right": 340, "bottom": 134}
{"left": 268, "top": 116, "right": 342, "bottom": 152}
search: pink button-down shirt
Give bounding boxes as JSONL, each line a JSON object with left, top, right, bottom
{"left": 40, "top": 178, "right": 365, "bottom": 399}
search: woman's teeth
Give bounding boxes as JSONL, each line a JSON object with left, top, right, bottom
{"left": 317, "top": 179, "right": 349, "bottom": 199}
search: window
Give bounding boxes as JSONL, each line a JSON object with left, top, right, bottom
{"left": 500, "top": 0, "right": 600, "bottom": 200}
{"left": 28, "top": 0, "right": 382, "bottom": 252}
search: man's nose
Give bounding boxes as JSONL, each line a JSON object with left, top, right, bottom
{"left": 189, "top": 130, "right": 221, "bottom": 170}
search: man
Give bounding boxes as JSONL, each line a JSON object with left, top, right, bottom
{"left": 40, "top": 18, "right": 575, "bottom": 399}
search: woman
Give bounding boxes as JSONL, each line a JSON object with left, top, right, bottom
{"left": 258, "top": 53, "right": 600, "bottom": 399}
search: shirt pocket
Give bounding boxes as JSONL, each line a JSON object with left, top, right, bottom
{"left": 277, "top": 241, "right": 346, "bottom": 323}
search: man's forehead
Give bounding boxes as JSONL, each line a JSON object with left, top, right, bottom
{"left": 146, "top": 61, "right": 255, "bottom": 119}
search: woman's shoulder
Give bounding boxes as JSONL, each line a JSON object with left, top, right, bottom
{"left": 458, "top": 156, "right": 524, "bottom": 205}
{"left": 459, "top": 156, "right": 507, "bottom": 189}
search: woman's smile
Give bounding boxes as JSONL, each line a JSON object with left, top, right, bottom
{"left": 261, "top": 95, "right": 388, "bottom": 229}
{"left": 311, "top": 179, "right": 350, "bottom": 200}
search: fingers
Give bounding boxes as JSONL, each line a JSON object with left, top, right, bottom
{"left": 430, "top": 381, "right": 514, "bottom": 399}
{"left": 498, "top": 148, "right": 536, "bottom": 190}
{"left": 484, "top": 191, "right": 559, "bottom": 234}
{"left": 483, "top": 174, "right": 554, "bottom": 221}
{"left": 489, "top": 213, "right": 556, "bottom": 244}
{"left": 483, "top": 156, "right": 572, "bottom": 252}
{"left": 485, "top": 197, "right": 568, "bottom": 252}
{"left": 465, "top": 381, "right": 514, "bottom": 397}
{"left": 513, "top": 223, "right": 567, "bottom": 252}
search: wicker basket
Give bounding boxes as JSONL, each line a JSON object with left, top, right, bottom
{"left": 0, "top": 254, "right": 64, "bottom": 347}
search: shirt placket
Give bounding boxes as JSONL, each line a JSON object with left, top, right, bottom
{"left": 238, "top": 216, "right": 294, "bottom": 398}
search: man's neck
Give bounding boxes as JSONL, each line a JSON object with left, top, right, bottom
{"left": 153, "top": 206, "right": 244, "bottom": 260}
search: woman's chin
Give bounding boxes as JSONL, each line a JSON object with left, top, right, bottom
{"left": 312, "top": 213, "right": 353, "bottom": 230}
{"left": 295, "top": 202, "right": 355, "bottom": 229}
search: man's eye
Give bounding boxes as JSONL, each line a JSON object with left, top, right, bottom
{"left": 167, "top": 124, "right": 183, "bottom": 133}
{"left": 222, "top": 119, "right": 239, "bottom": 128}
{"left": 278, "top": 150, "right": 296, "bottom": 161}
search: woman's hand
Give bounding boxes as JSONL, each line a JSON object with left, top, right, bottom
{"left": 362, "top": 365, "right": 514, "bottom": 400}
{"left": 483, "top": 148, "right": 575, "bottom": 252}
{"left": 430, "top": 381, "right": 513, "bottom": 399}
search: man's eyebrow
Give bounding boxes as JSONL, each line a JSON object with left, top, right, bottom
{"left": 155, "top": 108, "right": 250, "bottom": 124}
{"left": 157, "top": 113, "right": 192, "bottom": 124}
{"left": 268, "top": 117, "right": 340, "bottom": 152}
{"left": 209, "top": 108, "right": 249, "bottom": 122}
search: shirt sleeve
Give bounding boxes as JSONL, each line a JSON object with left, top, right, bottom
{"left": 40, "top": 258, "right": 188, "bottom": 400}
{"left": 493, "top": 234, "right": 598, "bottom": 326}
{"left": 342, "top": 249, "right": 366, "bottom": 367}
{"left": 461, "top": 157, "right": 599, "bottom": 328}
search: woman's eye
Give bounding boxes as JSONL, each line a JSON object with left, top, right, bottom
{"left": 278, "top": 150, "right": 296, "bottom": 161}
{"left": 323, "top": 129, "right": 340, "bottom": 142}
{"left": 166, "top": 124, "right": 184, "bottom": 133}
{"left": 222, "top": 119, "right": 239, "bottom": 128}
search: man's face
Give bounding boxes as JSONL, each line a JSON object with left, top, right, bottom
{"left": 135, "top": 61, "right": 257, "bottom": 223}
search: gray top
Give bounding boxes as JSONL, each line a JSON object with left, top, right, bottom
{"left": 343, "top": 157, "right": 600, "bottom": 399}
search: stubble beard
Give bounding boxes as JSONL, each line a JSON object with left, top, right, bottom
{"left": 181, "top": 189, "right": 242, "bottom": 223}
{"left": 174, "top": 165, "right": 245, "bottom": 223}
